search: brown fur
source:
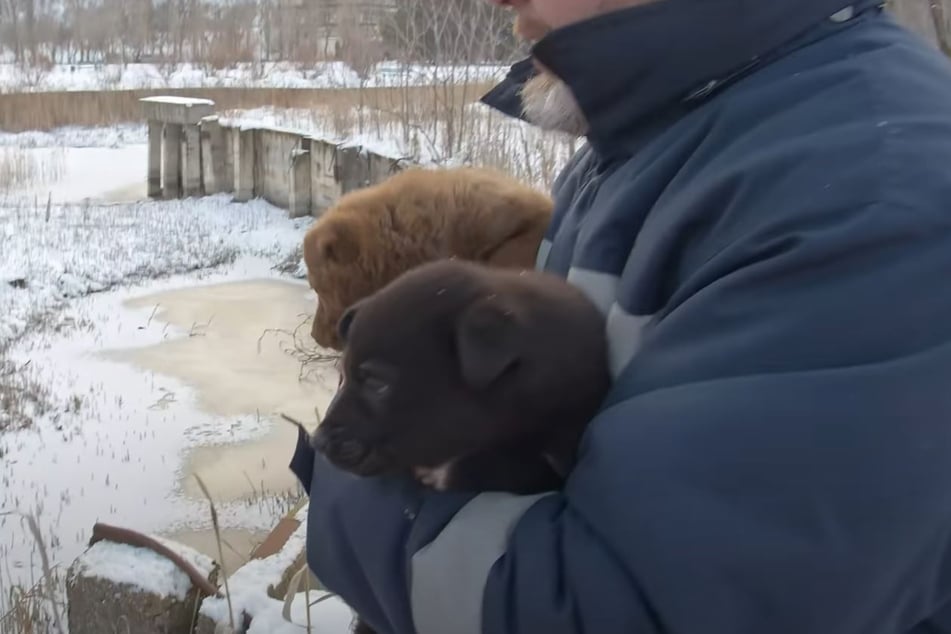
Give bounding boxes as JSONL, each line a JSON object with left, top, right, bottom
{"left": 301, "top": 166, "right": 553, "bottom": 350}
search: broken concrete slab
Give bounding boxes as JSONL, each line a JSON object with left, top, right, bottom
{"left": 66, "top": 533, "right": 219, "bottom": 634}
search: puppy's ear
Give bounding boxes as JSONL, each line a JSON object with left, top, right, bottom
{"left": 454, "top": 297, "right": 521, "bottom": 390}
{"left": 305, "top": 217, "right": 362, "bottom": 267}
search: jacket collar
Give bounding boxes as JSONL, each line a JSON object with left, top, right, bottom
{"left": 480, "top": 57, "right": 537, "bottom": 122}
{"left": 482, "top": 0, "right": 882, "bottom": 156}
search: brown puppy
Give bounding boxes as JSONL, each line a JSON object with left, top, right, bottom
{"left": 301, "top": 166, "right": 553, "bottom": 350}
{"left": 311, "top": 258, "right": 611, "bottom": 495}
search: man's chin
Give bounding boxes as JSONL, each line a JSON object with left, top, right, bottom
{"left": 514, "top": 14, "right": 550, "bottom": 42}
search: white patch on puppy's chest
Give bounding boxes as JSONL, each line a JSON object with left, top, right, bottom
{"left": 414, "top": 462, "right": 455, "bottom": 491}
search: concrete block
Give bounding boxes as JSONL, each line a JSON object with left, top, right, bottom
{"left": 163, "top": 123, "right": 182, "bottom": 199}
{"left": 221, "top": 127, "right": 235, "bottom": 193}
{"left": 66, "top": 534, "right": 218, "bottom": 634}
{"left": 310, "top": 138, "right": 341, "bottom": 216}
{"left": 233, "top": 128, "right": 255, "bottom": 202}
{"left": 288, "top": 143, "right": 311, "bottom": 219}
{"left": 335, "top": 145, "right": 369, "bottom": 195}
{"left": 252, "top": 128, "right": 301, "bottom": 209}
{"left": 183, "top": 125, "right": 202, "bottom": 197}
{"left": 200, "top": 117, "right": 227, "bottom": 195}
{"left": 148, "top": 120, "right": 162, "bottom": 198}
{"left": 368, "top": 152, "right": 402, "bottom": 186}
{"left": 140, "top": 96, "right": 215, "bottom": 126}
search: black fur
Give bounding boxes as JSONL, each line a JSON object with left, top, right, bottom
{"left": 313, "top": 259, "right": 611, "bottom": 632}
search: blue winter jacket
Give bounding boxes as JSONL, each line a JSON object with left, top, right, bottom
{"left": 290, "top": 1, "right": 951, "bottom": 632}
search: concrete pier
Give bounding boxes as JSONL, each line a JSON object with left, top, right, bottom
{"left": 199, "top": 117, "right": 228, "bottom": 194}
{"left": 140, "top": 95, "right": 409, "bottom": 216}
{"left": 234, "top": 128, "right": 255, "bottom": 202}
{"left": 288, "top": 138, "right": 311, "bottom": 218}
{"left": 183, "top": 125, "right": 202, "bottom": 197}
{"left": 140, "top": 96, "right": 215, "bottom": 200}
{"left": 147, "top": 121, "right": 162, "bottom": 198}
{"left": 310, "top": 139, "right": 340, "bottom": 215}
{"left": 163, "top": 123, "right": 182, "bottom": 199}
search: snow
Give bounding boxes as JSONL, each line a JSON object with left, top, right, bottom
{"left": 72, "top": 535, "right": 216, "bottom": 600}
{"left": 0, "top": 194, "right": 312, "bottom": 348}
{"left": 0, "top": 123, "right": 147, "bottom": 148}
{"left": 68, "top": 532, "right": 310, "bottom": 629}
{"left": 199, "top": 505, "right": 354, "bottom": 633}
{"left": 0, "top": 61, "right": 508, "bottom": 94}
{"left": 140, "top": 95, "right": 216, "bottom": 106}
{"left": 247, "top": 592, "right": 354, "bottom": 634}
{"left": 219, "top": 107, "right": 415, "bottom": 164}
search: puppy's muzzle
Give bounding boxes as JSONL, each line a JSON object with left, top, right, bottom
{"left": 313, "top": 425, "right": 366, "bottom": 464}
{"left": 312, "top": 425, "right": 387, "bottom": 476}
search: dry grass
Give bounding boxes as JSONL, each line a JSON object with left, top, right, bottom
{"left": 0, "top": 576, "right": 61, "bottom": 634}
{"left": 0, "top": 148, "right": 65, "bottom": 191}
{"left": 222, "top": 95, "right": 578, "bottom": 191}
{"left": 257, "top": 313, "right": 340, "bottom": 384}
{"left": 0, "top": 511, "right": 66, "bottom": 634}
{"left": 194, "top": 475, "right": 236, "bottom": 632}
{"left": 0, "top": 79, "right": 575, "bottom": 189}
{"left": 0, "top": 356, "right": 54, "bottom": 434}
{"left": 0, "top": 305, "right": 94, "bottom": 434}
{"left": 0, "top": 306, "right": 92, "bottom": 432}
{"left": 0, "top": 84, "right": 495, "bottom": 133}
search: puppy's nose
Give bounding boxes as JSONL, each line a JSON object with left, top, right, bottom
{"left": 313, "top": 425, "right": 368, "bottom": 468}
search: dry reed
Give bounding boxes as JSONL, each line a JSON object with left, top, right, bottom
{"left": 0, "top": 84, "right": 495, "bottom": 133}
{"left": 0, "top": 148, "right": 66, "bottom": 191}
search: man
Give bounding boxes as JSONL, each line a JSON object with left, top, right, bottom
{"left": 291, "top": 0, "right": 951, "bottom": 632}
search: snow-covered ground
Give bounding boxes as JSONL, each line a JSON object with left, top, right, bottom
{"left": 0, "top": 193, "right": 310, "bottom": 349}
{"left": 0, "top": 60, "right": 508, "bottom": 94}
{"left": 0, "top": 122, "right": 147, "bottom": 149}
{"left": 0, "top": 118, "right": 317, "bottom": 350}
{"left": 67, "top": 502, "right": 354, "bottom": 634}
{"left": 198, "top": 506, "right": 355, "bottom": 633}
{"left": 1, "top": 258, "right": 340, "bottom": 627}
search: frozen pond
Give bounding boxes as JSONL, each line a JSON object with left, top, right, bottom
{"left": 0, "top": 256, "right": 337, "bottom": 606}
{"left": 1, "top": 144, "right": 148, "bottom": 204}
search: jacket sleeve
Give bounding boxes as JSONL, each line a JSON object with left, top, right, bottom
{"left": 303, "top": 199, "right": 951, "bottom": 634}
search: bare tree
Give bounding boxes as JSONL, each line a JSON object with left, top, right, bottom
{"left": 337, "top": 1, "right": 387, "bottom": 134}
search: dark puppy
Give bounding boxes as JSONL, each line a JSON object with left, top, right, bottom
{"left": 313, "top": 259, "right": 610, "bottom": 634}
{"left": 312, "top": 258, "right": 610, "bottom": 495}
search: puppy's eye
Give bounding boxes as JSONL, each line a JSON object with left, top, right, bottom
{"left": 364, "top": 376, "right": 390, "bottom": 396}
{"left": 354, "top": 364, "right": 391, "bottom": 397}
